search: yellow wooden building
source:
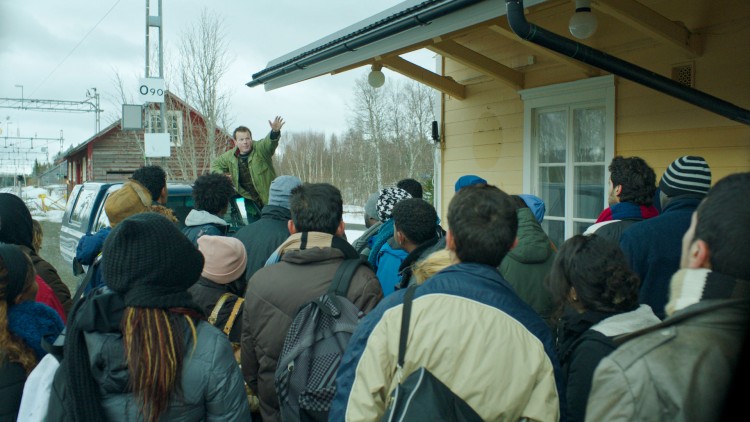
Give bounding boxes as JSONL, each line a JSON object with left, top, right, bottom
{"left": 248, "top": 0, "right": 750, "bottom": 245}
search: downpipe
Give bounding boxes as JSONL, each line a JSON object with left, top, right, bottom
{"left": 505, "top": 0, "right": 750, "bottom": 125}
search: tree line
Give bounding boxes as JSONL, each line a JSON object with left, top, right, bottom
{"left": 274, "top": 76, "right": 438, "bottom": 206}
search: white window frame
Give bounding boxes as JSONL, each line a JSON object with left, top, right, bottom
{"left": 519, "top": 75, "right": 615, "bottom": 242}
{"left": 146, "top": 109, "right": 183, "bottom": 146}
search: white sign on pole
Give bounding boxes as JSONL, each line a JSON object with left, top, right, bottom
{"left": 144, "top": 133, "right": 171, "bottom": 157}
{"left": 139, "top": 77, "right": 165, "bottom": 103}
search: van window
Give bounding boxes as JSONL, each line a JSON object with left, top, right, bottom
{"left": 69, "top": 189, "right": 97, "bottom": 227}
{"left": 94, "top": 193, "right": 111, "bottom": 232}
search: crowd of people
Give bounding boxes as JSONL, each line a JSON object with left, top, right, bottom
{"left": 0, "top": 116, "right": 748, "bottom": 422}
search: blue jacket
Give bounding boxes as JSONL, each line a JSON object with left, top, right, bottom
{"left": 75, "top": 227, "right": 110, "bottom": 292}
{"left": 375, "top": 242, "right": 408, "bottom": 296}
{"left": 620, "top": 196, "right": 702, "bottom": 319}
{"left": 332, "top": 262, "right": 565, "bottom": 421}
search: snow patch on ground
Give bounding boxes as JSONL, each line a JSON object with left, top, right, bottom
{"left": 1, "top": 185, "right": 68, "bottom": 223}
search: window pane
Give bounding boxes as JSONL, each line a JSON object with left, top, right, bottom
{"left": 539, "top": 166, "right": 565, "bottom": 217}
{"left": 574, "top": 165, "right": 604, "bottom": 219}
{"left": 537, "top": 110, "right": 566, "bottom": 163}
{"left": 70, "top": 189, "right": 96, "bottom": 225}
{"left": 574, "top": 221, "right": 590, "bottom": 236}
{"left": 543, "top": 220, "right": 564, "bottom": 250}
{"left": 574, "top": 107, "right": 605, "bottom": 162}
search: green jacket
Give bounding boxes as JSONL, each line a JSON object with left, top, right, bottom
{"left": 499, "top": 207, "right": 556, "bottom": 327}
{"left": 211, "top": 131, "right": 279, "bottom": 206}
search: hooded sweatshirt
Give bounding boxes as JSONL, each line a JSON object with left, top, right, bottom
{"left": 182, "top": 209, "right": 229, "bottom": 246}
{"left": 498, "top": 207, "right": 556, "bottom": 327}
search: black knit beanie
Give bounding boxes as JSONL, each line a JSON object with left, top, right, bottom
{"left": 0, "top": 193, "right": 33, "bottom": 249}
{"left": 102, "top": 212, "right": 204, "bottom": 310}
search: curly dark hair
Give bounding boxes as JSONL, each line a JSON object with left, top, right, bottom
{"left": 609, "top": 156, "right": 657, "bottom": 205}
{"left": 396, "top": 178, "right": 423, "bottom": 199}
{"left": 132, "top": 165, "right": 167, "bottom": 202}
{"left": 546, "top": 234, "right": 640, "bottom": 319}
{"left": 392, "top": 198, "right": 437, "bottom": 245}
{"left": 192, "top": 173, "right": 236, "bottom": 215}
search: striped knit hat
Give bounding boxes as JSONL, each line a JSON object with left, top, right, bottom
{"left": 659, "top": 156, "right": 712, "bottom": 197}
{"left": 377, "top": 187, "right": 412, "bottom": 222}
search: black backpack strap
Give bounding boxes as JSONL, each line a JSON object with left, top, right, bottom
{"left": 398, "top": 284, "right": 418, "bottom": 367}
{"left": 328, "top": 258, "right": 365, "bottom": 297}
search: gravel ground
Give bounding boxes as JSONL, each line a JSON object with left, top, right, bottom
{"left": 37, "top": 219, "right": 79, "bottom": 292}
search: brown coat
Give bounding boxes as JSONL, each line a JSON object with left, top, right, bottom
{"left": 240, "top": 232, "right": 383, "bottom": 422}
{"left": 20, "top": 245, "right": 72, "bottom": 315}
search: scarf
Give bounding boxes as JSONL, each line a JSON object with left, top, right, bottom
{"left": 595, "top": 202, "right": 659, "bottom": 223}
{"left": 666, "top": 269, "right": 750, "bottom": 317}
{"left": 7, "top": 301, "right": 64, "bottom": 361}
{"left": 368, "top": 219, "right": 395, "bottom": 268}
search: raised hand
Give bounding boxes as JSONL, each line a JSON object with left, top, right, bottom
{"left": 269, "top": 116, "right": 285, "bottom": 132}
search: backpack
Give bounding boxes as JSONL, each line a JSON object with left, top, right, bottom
{"left": 381, "top": 284, "right": 483, "bottom": 422}
{"left": 275, "top": 258, "right": 366, "bottom": 422}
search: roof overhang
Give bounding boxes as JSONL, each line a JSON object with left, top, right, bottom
{"left": 248, "top": 0, "right": 547, "bottom": 91}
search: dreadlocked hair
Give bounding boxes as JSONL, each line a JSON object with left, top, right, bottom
{"left": 122, "top": 307, "right": 198, "bottom": 422}
{"left": 0, "top": 253, "right": 38, "bottom": 374}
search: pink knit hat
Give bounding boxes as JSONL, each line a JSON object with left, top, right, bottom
{"left": 197, "top": 235, "right": 247, "bottom": 284}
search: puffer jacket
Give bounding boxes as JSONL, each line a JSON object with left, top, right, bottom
{"left": 211, "top": 132, "right": 278, "bottom": 206}
{"left": 241, "top": 232, "right": 383, "bottom": 422}
{"left": 499, "top": 207, "right": 557, "bottom": 327}
{"left": 47, "top": 290, "right": 251, "bottom": 421}
{"left": 0, "top": 356, "right": 26, "bottom": 421}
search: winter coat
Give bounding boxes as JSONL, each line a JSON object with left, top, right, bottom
{"left": 241, "top": 232, "right": 383, "bottom": 422}
{"left": 396, "top": 235, "right": 442, "bottom": 289}
{"left": 586, "top": 269, "right": 750, "bottom": 422}
{"left": 232, "top": 204, "right": 292, "bottom": 288}
{"left": 351, "top": 221, "right": 381, "bottom": 260}
{"left": 35, "top": 275, "right": 66, "bottom": 323}
{"left": 556, "top": 305, "right": 659, "bottom": 422}
{"left": 584, "top": 201, "right": 658, "bottom": 244}
{"left": 47, "top": 289, "right": 251, "bottom": 421}
{"left": 75, "top": 227, "right": 110, "bottom": 292}
{"left": 620, "top": 196, "right": 701, "bottom": 319}
{"left": 189, "top": 277, "right": 243, "bottom": 343}
{"left": 20, "top": 245, "right": 72, "bottom": 315}
{"left": 211, "top": 132, "right": 278, "bottom": 206}
{"left": 331, "top": 262, "right": 564, "bottom": 422}
{"left": 499, "top": 207, "right": 557, "bottom": 327}
{"left": 374, "top": 240, "right": 408, "bottom": 296}
{"left": 182, "top": 209, "right": 229, "bottom": 246}
{"left": 0, "top": 356, "right": 26, "bottom": 421}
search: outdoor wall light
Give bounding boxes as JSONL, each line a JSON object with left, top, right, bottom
{"left": 569, "top": 0, "right": 598, "bottom": 40}
{"left": 368, "top": 64, "right": 385, "bottom": 88}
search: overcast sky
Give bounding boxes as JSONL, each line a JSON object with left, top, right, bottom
{"left": 0, "top": 0, "right": 434, "bottom": 174}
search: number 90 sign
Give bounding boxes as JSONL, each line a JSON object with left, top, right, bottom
{"left": 139, "top": 77, "right": 165, "bottom": 103}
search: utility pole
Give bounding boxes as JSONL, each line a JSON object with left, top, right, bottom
{"left": 146, "top": 0, "right": 167, "bottom": 166}
{"left": 146, "top": 1, "right": 166, "bottom": 129}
